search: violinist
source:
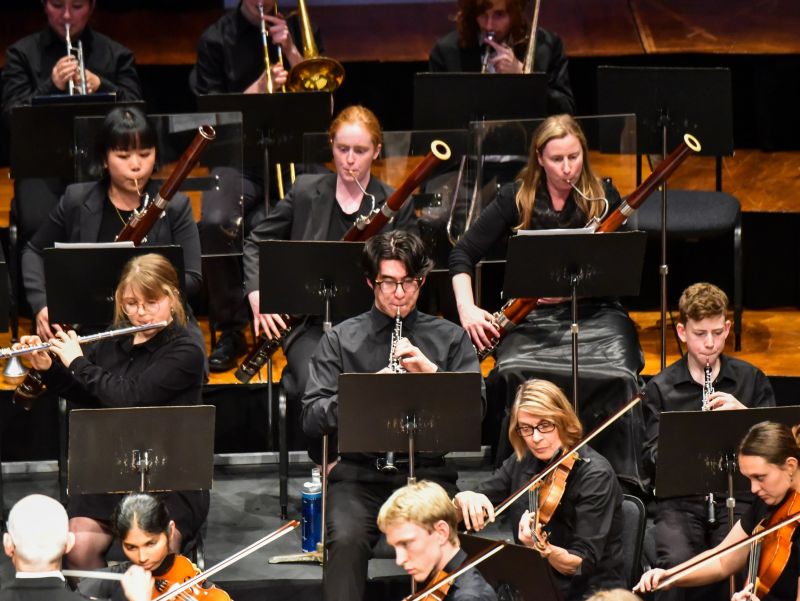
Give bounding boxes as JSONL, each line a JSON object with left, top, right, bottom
{"left": 14, "top": 254, "right": 208, "bottom": 570}
{"left": 377, "top": 481, "right": 497, "bottom": 601}
{"left": 77, "top": 493, "right": 224, "bottom": 601}
{"left": 453, "top": 379, "right": 625, "bottom": 601}
{"left": 1, "top": 494, "right": 153, "bottom": 601}
{"left": 635, "top": 421, "right": 800, "bottom": 601}
{"left": 643, "top": 283, "right": 775, "bottom": 601}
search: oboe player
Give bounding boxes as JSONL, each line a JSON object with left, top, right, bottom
{"left": 301, "top": 231, "right": 481, "bottom": 601}
{"left": 13, "top": 254, "right": 208, "bottom": 572}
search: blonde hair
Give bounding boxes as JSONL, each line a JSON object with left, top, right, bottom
{"left": 508, "top": 379, "right": 583, "bottom": 460}
{"left": 678, "top": 282, "right": 729, "bottom": 324}
{"left": 113, "top": 254, "right": 185, "bottom": 327}
{"left": 515, "top": 114, "right": 606, "bottom": 230}
{"left": 377, "top": 481, "right": 459, "bottom": 545}
{"left": 328, "top": 105, "right": 383, "bottom": 149}
{"left": 586, "top": 590, "right": 643, "bottom": 601}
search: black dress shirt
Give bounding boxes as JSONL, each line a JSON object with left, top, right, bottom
{"left": 40, "top": 322, "right": 204, "bottom": 409}
{"left": 189, "top": 2, "right": 322, "bottom": 95}
{"left": 1, "top": 26, "right": 142, "bottom": 123}
{"left": 438, "top": 548, "right": 498, "bottom": 601}
{"left": 428, "top": 28, "right": 575, "bottom": 115}
{"left": 474, "top": 446, "right": 625, "bottom": 600}
{"left": 21, "top": 179, "right": 202, "bottom": 315}
{"left": 739, "top": 495, "right": 800, "bottom": 601}
{"left": 448, "top": 179, "right": 622, "bottom": 278}
{"left": 0, "top": 576, "right": 83, "bottom": 601}
{"left": 301, "top": 305, "right": 481, "bottom": 469}
{"left": 642, "top": 354, "right": 776, "bottom": 484}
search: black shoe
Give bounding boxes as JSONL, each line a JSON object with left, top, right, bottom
{"left": 209, "top": 330, "right": 248, "bottom": 373}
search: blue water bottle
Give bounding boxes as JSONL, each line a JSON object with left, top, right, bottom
{"left": 301, "top": 468, "right": 322, "bottom": 552}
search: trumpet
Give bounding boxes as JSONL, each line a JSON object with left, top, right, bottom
{"left": 65, "top": 23, "right": 87, "bottom": 95}
{"left": 1, "top": 321, "right": 168, "bottom": 360}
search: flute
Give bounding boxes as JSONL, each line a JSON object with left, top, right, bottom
{"left": 1, "top": 321, "right": 168, "bottom": 359}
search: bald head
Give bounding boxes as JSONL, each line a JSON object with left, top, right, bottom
{"left": 3, "top": 494, "right": 74, "bottom": 571}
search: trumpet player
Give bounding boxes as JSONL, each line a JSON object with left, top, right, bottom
{"left": 301, "top": 230, "right": 481, "bottom": 601}
{"left": 642, "top": 282, "right": 775, "bottom": 601}
{"left": 188, "top": 0, "right": 325, "bottom": 372}
{"left": 428, "top": 0, "right": 575, "bottom": 114}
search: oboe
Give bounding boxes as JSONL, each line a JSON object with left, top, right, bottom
{"left": 701, "top": 362, "right": 714, "bottom": 411}
{"left": 377, "top": 308, "right": 405, "bottom": 474}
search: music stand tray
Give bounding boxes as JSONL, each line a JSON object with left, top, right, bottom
{"left": 413, "top": 73, "right": 547, "bottom": 130}
{"left": 44, "top": 245, "right": 184, "bottom": 327}
{"left": 655, "top": 405, "right": 800, "bottom": 498}
{"left": 68, "top": 406, "right": 215, "bottom": 495}
{"left": 337, "top": 372, "right": 483, "bottom": 455}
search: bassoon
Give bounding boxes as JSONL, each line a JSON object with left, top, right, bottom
{"left": 234, "top": 140, "right": 452, "bottom": 383}
{"left": 476, "top": 133, "right": 702, "bottom": 360}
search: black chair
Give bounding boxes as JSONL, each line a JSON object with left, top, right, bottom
{"left": 621, "top": 493, "right": 647, "bottom": 589}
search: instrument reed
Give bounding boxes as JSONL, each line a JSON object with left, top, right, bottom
{"left": 1, "top": 321, "right": 168, "bottom": 359}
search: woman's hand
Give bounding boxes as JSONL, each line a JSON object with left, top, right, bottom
{"left": 634, "top": 567, "right": 670, "bottom": 593}
{"left": 51, "top": 55, "right": 79, "bottom": 91}
{"left": 730, "top": 582, "right": 759, "bottom": 601}
{"left": 453, "top": 491, "right": 494, "bottom": 531}
{"left": 248, "top": 290, "right": 288, "bottom": 339}
{"left": 15, "top": 335, "right": 52, "bottom": 371}
{"left": 48, "top": 330, "right": 83, "bottom": 368}
{"left": 121, "top": 565, "right": 154, "bottom": 601}
{"left": 457, "top": 302, "right": 500, "bottom": 351}
{"left": 35, "top": 306, "right": 55, "bottom": 341}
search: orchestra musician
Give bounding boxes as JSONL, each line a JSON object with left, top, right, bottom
{"left": 1, "top": 0, "right": 143, "bottom": 248}
{"left": 189, "top": 0, "right": 324, "bottom": 372}
{"left": 449, "top": 113, "right": 645, "bottom": 491}
{"left": 13, "top": 254, "right": 208, "bottom": 570}
{"left": 428, "top": 0, "right": 575, "bottom": 115}
{"left": 1, "top": 494, "right": 153, "bottom": 601}
{"left": 635, "top": 420, "right": 800, "bottom": 601}
{"left": 301, "top": 230, "right": 481, "bottom": 601}
{"left": 377, "top": 481, "right": 498, "bottom": 601}
{"left": 20, "top": 106, "right": 203, "bottom": 345}
{"left": 643, "top": 282, "right": 776, "bottom": 601}
{"left": 243, "top": 105, "right": 417, "bottom": 456}
{"left": 77, "top": 493, "right": 220, "bottom": 601}
{"left": 453, "top": 379, "right": 625, "bottom": 601}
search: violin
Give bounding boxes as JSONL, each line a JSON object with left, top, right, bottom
{"left": 746, "top": 489, "right": 800, "bottom": 597}
{"left": 153, "top": 555, "right": 230, "bottom": 601}
{"left": 529, "top": 451, "right": 578, "bottom": 552}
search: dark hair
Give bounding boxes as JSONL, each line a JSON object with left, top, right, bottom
{"left": 455, "top": 0, "right": 526, "bottom": 49}
{"left": 738, "top": 421, "right": 800, "bottom": 466}
{"left": 92, "top": 106, "right": 158, "bottom": 178}
{"left": 111, "top": 493, "right": 171, "bottom": 539}
{"left": 362, "top": 231, "right": 433, "bottom": 281}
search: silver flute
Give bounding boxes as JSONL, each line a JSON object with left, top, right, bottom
{"left": 701, "top": 362, "right": 714, "bottom": 411}
{"left": 0, "top": 321, "right": 168, "bottom": 359}
{"left": 378, "top": 308, "right": 406, "bottom": 474}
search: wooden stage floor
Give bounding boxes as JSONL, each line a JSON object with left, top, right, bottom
{"left": 2, "top": 308, "right": 799, "bottom": 392}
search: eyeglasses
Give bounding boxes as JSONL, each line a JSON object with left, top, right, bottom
{"left": 374, "top": 277, "right": 422, "bottom": 293}
{"left": 515, "top": 421, "right": 556, "bottom": 437}
{"left": 122, "top": 298, "right": 163, "bottom": 316}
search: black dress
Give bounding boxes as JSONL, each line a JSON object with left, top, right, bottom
{"left": 42, "top": 322, "right": 209, "bottom": 540}
{"left": 449, "top": 180, "right": 646, "bottom": 491}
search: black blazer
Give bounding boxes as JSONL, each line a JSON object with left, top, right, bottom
{"left": 0, "top": 576, "right": 84, "bottom": 601}
{"left": 21, "top": 179, "right": 202, "bottom": 315}
{"left": 243, "top": 172, "right": 418, "bottom": 294}
{"left": 428, "top": 28, "right": 576, "bottom": 115}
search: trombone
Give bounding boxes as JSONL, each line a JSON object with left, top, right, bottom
{"left": 285, "top": 0, "right": 344, "bottom": 92}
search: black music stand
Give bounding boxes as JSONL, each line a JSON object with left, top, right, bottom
{"left": 413, "top": 73, "right": 547, "bottom": 130}
{"left": 460, "top": 533, "right": 562, "bottom": 601}
{"left": 44, "top": 245, "right": 185, "bottom": 327}
{"left": 502, "top": 231, "right": 646, "bottom": 410}
{"left": 338, "top": 372, "right": 483, "bottom": 481}
{"left": 597, "top": 66, "right": 734, "bottom": 368}
{"left": 258, "top": 240, "right": 371, "bottom": 519}
{"left": 68, "top": 406, "right": 215, "bottom": 494}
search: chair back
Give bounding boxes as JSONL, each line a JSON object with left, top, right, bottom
{"left": 620, "top": 493, "right": 647, "bottom": 588}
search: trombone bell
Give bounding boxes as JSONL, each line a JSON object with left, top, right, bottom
{"left": 286, "top": 57, "right": 345, "bottom": 92}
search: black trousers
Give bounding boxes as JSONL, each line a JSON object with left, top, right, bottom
{"left": 324, "top": 464, "right": 458, "bottom": 601}
{"left": 654, "top": 496, "right": 749, "bottom": 601}
{"left": 284, "top": 322, "right": 324, "bottom": 456}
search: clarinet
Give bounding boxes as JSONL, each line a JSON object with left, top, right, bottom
{"left": 377, "top": 308, "right": 405, "bottom": 474}
{"left": 701, "top": 362, "right": 714, "bottom": 411}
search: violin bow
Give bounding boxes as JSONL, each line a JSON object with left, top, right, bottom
{"left": 151, "top": 520, "right": 299, "bottom": 601}
{"left": 493, "top": 394, "right": 642, "bottom": 518}
{"left": 641, "top": 511, "right": 800, "bottom": 592}
{"left": 404, "top": 540, "right": 505, "bottom": 601}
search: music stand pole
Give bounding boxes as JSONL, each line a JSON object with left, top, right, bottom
{"left": 658, "top": 110, "right": 670, "bottom": 371}
{"left": 725, "top": 453, "right": 737, "bottom": 597}
{"left": 570, "top": 274, "right": 579, "bottom": 412}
